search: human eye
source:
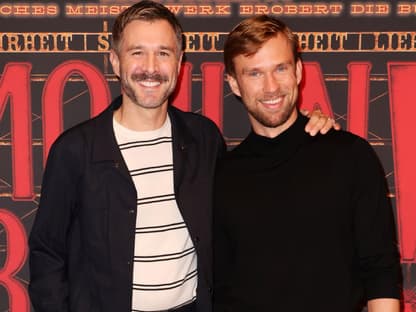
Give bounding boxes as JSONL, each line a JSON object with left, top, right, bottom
{"left": 158, "top": 50, "right": 171, "bottom": 57}
{"left": 132, "top": 50, "right": 143, "bottom": 56}
{"left": 276, "top": 64, "right": 288, "bottom": 73}
{"left": 247, "top": 70, "right": 261, "bottom": 78}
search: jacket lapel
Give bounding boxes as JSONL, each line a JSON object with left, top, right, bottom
{"left": 91, "top": 96, "right": 132, "bottom": 183}
{"left": 90, "top": 96, "right": 137, "bottom": 306}
{"left": 169, "top": 106, "right": 197, "bottom": 200}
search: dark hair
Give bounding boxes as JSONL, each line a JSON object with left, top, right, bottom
{"left": 112, "top": 0, "right": 183, "bottom": 54}
{"left": 224, "top": 15, "right": 300, "bottom": 76}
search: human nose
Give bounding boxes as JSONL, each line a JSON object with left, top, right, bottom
{"left": 143, "top": 53, "right": 158, "bottom": 73}
{"left": 263, "top": 72, "right": 279, "bottom": 93}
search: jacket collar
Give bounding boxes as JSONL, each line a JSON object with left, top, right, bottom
{"left": 91, "top": 95, "right": 124, "bottom": 163}
{"left": 91, "top": 95, "right": 196, "bottom": 164}
{"left": 168, "top": 104, "right": 195, "bottom": 151}
{"left": 168, "top": 104, "right": 196, "bottom": 192}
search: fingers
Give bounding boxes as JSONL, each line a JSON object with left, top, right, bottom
{"left": 329, "top": 118, "right": 341, "bottom": 132}
{"left": 304, "top": 109, "right": 341, "bottom": 136}
{"left": 299, "top": 108, "right": 311, "bottom": 118}
{"left": 304, "top": 109, "right": 324, "bottom": 136}
{"left": 319, "top": 117, "right": 336, "bottom": 135}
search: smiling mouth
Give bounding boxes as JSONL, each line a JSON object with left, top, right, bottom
{"left": 260, "top": 96, "right": 283, "bottom": 107}
{"left": 132, "top": 72, "right": 168, "bottom": 88}
{"left": 139, "top": 80, "right": 161, "bottom": 88}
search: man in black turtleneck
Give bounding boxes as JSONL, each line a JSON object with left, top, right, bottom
{"left": 213, "top": 16, "right": 401, "bottom": 312}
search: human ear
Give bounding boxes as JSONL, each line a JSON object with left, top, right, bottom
{"left": 227, "top": 74, "right": 242, "bottom": 97}
{"left": 109, "top": 49, "right": 120, "bottom": 78}
{"left": 177, "top": 52, "right": 184, "bottom": 75}
{"left": 295, "top": 59, "right": 303, "bottom": 85}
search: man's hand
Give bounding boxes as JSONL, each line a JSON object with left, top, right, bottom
{"left": 367, "top": 298, "right": 400, "bottom": 312}
{"left": 301, "top": 108, "right": 341, "bottom": 136}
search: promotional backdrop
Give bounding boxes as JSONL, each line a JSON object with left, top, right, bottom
{"left": 1, "top": 0, "right": 416, "bottom": 310}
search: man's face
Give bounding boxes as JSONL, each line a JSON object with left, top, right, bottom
{"left": 110, "top": 19, "right": 182, "bottom": 110}
{"left": 227, "top": 34, "right": 302, "bottom": 137}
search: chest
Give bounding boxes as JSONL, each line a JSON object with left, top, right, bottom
{"left": 218, "top": 152, "right": 354, "bottom": 245}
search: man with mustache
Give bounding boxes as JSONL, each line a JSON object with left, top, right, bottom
{"left": 28, "top": 2, "right": 338, "bottom": 312}
{"left": 213, "top": 15, "right": 401, "bottom": 312}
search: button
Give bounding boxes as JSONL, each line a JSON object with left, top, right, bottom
{"left": 127, "top": 261, "right": 131, "bottom": 265}
{"left": 129, "top": 209, "right": 135, "bottom": 214}
{"left": 194, "top": 236, "right": 200, "bottom": 244}
{"left": 114, "top": 161, "right": 119, "bottom": 168}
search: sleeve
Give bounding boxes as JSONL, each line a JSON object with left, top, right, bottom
{"left": 205, "top": 114, "right": 227, "bottom": 160}
{"left": 28, "top": 134, "right": 82, "bottom": 312}
{"left": 213, "top": 164, "right": 234, "bottom": 311}
{"left": 351, "top": 138, "right": 402, "bottom": 300}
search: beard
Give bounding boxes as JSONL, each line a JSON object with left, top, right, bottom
{"left": 247, "top": 99, "right": 296, "bottom": 129}
{"left": 121, "top": 71, "right": 174, "bottom": 109}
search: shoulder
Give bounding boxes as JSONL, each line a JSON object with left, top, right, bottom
{"left": 48, "top": 105, "right": 111, "bottom": 157}
{"left": 168, "top": 106, "right": 225, "bottom": 151}
{"left": 220, "top": 129, "right": 377, "bottom": 172}
{"left": 308, "top": 130, "right": 384, "bottom": 177}
{"left": 169, "top": 105, "right": 221, "bottom": 133}
{"left": 52, "top": 96, "right": 119, "bottom": 149}
{"left": 52, "top": 113, "right": 101, "bottom": 147}
{"left": 168, "top": 106, "right": 226, "bottom": 158}
{"left": 314, "top": 129, "right": 376, "bottom": 155}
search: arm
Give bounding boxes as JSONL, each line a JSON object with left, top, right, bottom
{"left": 300, "top": 108, "right": 341, "bottom": 135}
{"left": 351, "top": 138, "right": 402, "bottom": 307}
{"left": 29, "top": 135, "right": 81, "bottom": 312}
{"left": 367, "top": 298, "right": 400, "bottom": 312}
{"left": 213, "top": 164, "right": 235, "bottom": 310}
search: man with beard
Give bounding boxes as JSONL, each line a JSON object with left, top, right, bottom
{"left": 28, "top": 2, "right": 338, "bottom": 312}
{"left": 213, "top": 15, "right": 402, "bottom": 312}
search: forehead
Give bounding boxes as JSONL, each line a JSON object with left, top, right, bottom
{"left": 120, "top": 19, "right": 178, "bottom": 50}
{"left": 234, "top": 35, "right": 294, "bottom": 70}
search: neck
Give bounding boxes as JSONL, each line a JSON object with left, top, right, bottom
{"left": 114, "top": 99, "right": 168, "bottom": 132}
{"left": 251, "top": 109, "right": 298, "bottom": 138}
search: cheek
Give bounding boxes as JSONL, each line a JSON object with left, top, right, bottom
{"left": 240, "top": 79, "right": 260, "bottom": 97}
{"left": 279, "top": 76, "right": 297, "bottom": 90}
{"left": 118, "top": 62, "right": 129, "bottom": 76}
{"left": 123, "top": 59, "right": 142, "bottom": 73}
{"left": 167, "top": 62, "right": 181, "bottom": 78}
{"left": 290, "top": 73, "right": 300, "bottom": 85}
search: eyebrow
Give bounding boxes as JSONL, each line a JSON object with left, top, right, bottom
{"left": 242, "top": 61, "right": 293, "bottom": 73}
{"left": 242, "top": 67, "right": 260, "bottom": 74}
{"left": 127, "top": 44, "right": 176, "bottom": 53}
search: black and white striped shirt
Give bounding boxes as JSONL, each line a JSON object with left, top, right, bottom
{"left": 113, "top": 116, "right": 197, "bottom": 312}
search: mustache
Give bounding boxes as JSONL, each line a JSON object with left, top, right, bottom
{"left": 131, "top": 72, "right": 169, "bottom": 83}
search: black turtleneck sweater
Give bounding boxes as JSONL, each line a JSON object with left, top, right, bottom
{"left": 213, "top": 114, "right": 401, "bottom": 312}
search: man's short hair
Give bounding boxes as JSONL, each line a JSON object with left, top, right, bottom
{"left": 112, "top": 0, "right": 183, "bottom": 54}
{"left": 224, "top": 15, "right": 300, "bottom": 76}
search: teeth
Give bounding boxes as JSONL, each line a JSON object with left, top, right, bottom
{"left": 139, "top": 81, "right": 160, "bottom": 87}
{"left": 261, "top": 98, "right": 281, "bottom": 105}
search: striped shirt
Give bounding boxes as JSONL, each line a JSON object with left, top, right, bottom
{"left": 113, "top": 116, "right": 197, "bottom": 312}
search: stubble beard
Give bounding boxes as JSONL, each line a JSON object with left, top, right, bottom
{"left": 122, "top": 72, "right": 175, "bottom": 109}
{"left": 248, "top": 96, "right": 296, "bottom": 129}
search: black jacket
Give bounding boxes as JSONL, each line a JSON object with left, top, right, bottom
{"left": 29, "top": 96, "right": 225, "bottom": 312}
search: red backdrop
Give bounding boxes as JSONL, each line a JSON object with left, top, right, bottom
{"left": 1, "top": 1, "right": 416, "bottom": 310}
